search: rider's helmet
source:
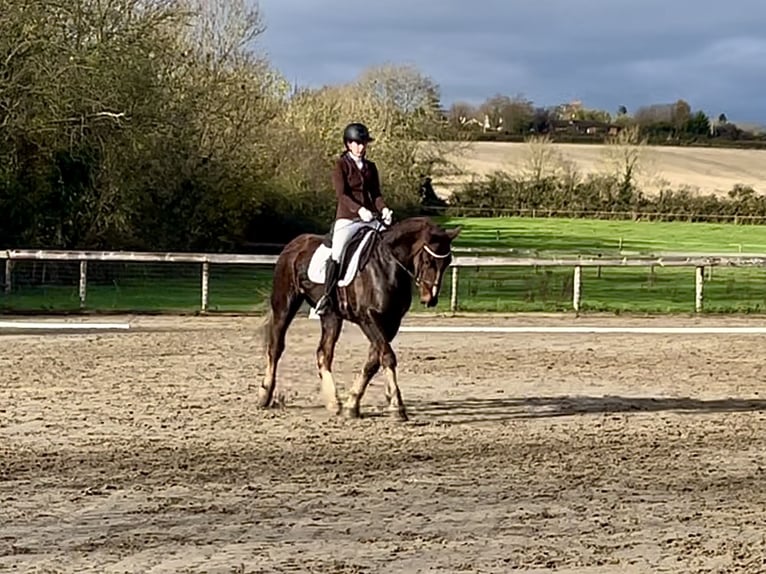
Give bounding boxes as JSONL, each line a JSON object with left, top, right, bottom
{"left": 343, "top": 122, "right": 375, "bottom": 144}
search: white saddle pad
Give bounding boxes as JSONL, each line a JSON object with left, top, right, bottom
{"left": 307, "top": 229, "right": 377, "bottom": 287}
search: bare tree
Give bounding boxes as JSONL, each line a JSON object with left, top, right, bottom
{"left": 177, "top": 0, "right": 265, "bottom": 68}
{"left": 599, "top": 124, "right": 661, "bottom": 199}
{"left": 518, "top": 134, "right": 566, "bottom": 184}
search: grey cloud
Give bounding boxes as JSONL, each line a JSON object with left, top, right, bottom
{"left": 255, "top": 0, "right": 766, "bottom": 122}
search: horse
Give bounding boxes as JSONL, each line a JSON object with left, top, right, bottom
{"left": 258, "top": 215, "right": 461, "bottom": 421}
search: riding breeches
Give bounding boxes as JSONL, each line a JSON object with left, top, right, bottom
{"left": 331, "top": 218, "right": 376, "bottom": 263}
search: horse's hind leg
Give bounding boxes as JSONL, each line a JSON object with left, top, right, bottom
{"left": 317, "top": 313, "right": 343, "bottom": 414}
{"left": 258, "top": 293, "right": 303, "bottom": 408}
{"left": 381, "top": 346, "right": 407, "bottom": 422}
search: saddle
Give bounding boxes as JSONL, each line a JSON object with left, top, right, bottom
{"left": 308, "top": 225, "right": 380, "bottom": 287}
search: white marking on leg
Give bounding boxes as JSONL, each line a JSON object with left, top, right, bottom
{"left": 384, "top": 366, "right": 408, "bottom": 421}
{"left": 343, "top": 372, "right": 368, "bottom": 418}
{"left": 258, "top": 359, "right": 275, "bottom": 406}
{"left": 319, "top": 367, "right": 341, "bottom": 413}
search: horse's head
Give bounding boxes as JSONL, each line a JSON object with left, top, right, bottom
{"left": 382, "top": 216, "right": 462, "bottom": 307}
{"left": 412, "top": 223, "right": 461, "bottom": 307}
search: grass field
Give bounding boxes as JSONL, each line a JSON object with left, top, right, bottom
{"left": 440, "top": 216, "right": 766, "bottom": 255}
{"left": 432, "top": 141, "right": 766, "bottom": 198}
{"left": 0, "top": 265, "right": 275, "bottom": 314}
{"left": 437, "top": 216, "right": 766, "bottom": 313}
{"left": 3, "top": 217, "right": 766, "bottom": 315}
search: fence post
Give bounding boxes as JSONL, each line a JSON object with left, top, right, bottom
{"left": 450, "top": 266, "right": 459, "bottom": 314}
{"left": 4, "top": 259, "right": 11, "bottom": 294}
{"left": 78, "top": 261, "right": 87, "bottom": 308}
{"left": 201, "top": 261, "right": 210, "bottom": 312}
{"left": 695, "top": 266, "right": 704, "bottom": 312}
{"left": 573, "top": 265, "right": 582, "bottom": 314}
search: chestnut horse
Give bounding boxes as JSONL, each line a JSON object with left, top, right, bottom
{"left": 258, "top": 216, "right": 460, "bottom": 421}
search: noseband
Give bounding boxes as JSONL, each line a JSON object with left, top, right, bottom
{"left": 371, "top": 226, "right": 452, "bottom": 289}
{"left": 422, "top": 244, "right": 451, "bottom": 260}
{"left": 403, "top": 243, "right": 452, "bottom": 288}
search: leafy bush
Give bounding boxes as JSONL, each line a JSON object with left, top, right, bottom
{"left": 449, "top": 176, "right": 766, "bottom": 223}
{"left": 0, "top": 1, "right": 455, "bottom": 251}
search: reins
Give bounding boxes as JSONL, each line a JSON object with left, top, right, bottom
{"left": 370, "top": 221, "right": 452, "bottom": 289}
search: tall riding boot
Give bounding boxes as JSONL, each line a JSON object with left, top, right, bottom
{"left": 315, "top": 258, "right": 340, "bottom": 315}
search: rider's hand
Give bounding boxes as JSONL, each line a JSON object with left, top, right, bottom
{"left": 381, "top": 207, "right": 393, "bottom": 226}
{"left": 358, "top": 206, "right": 373, "bottom": 222}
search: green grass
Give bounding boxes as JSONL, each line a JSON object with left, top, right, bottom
{"left": 3, "top": 217, "right": 766, "bottom": 315}
{"left": 450, "top": 265, "right": 766, "bottom": 313}
{"left": 436, "top": 216, "right": 766, "bottom": 255}
{"left": 0, "top": 265, "right": 275, "bottom": 314}
{"left": 434, "top": 216, "right": 766, "bottom": 313}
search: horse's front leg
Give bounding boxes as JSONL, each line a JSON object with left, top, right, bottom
{"left": 344, "top": 315, "right": 407, "bottom": 421}
{"left": 342, "top": 344, "right": 380, "bottom": 419}
{"left": 317, "top": 313, "right": 343, "bottom": 414}
{"left": 381, "top": 343, "right": 408, "bottom": 422}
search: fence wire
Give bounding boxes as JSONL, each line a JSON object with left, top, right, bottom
{"left": 2, "top": 259, "right": 766, "bottom": 314}
{"left": 450, "top": 265, "right": 766, "bottom": 313}
{"left": 1, "top": 261, "right": 268, "bottom": 313}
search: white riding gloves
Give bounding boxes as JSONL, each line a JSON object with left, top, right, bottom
{"left": 358, "top": 206, "right": 374, "bottom": 222}
{"left": 358, "top": 206, "right": 392, "bottom": 224}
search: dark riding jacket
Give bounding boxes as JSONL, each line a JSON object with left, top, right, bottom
{"left": 331, "top": 152, "right": 388, "bottom": 221}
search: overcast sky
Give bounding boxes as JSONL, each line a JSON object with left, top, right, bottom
{"left": 254, "top": 0, "right": 766, "bottom": 124}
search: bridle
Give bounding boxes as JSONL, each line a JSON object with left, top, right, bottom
{"left": 365, "top": 218, "right": 453, "bottom": 289}
{"left": 423, "top": 244, "right": 451, "bottom": 260}
{"left": 393, "top": 241, "right": 452, "bottom": 289}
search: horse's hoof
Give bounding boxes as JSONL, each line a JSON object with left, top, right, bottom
{"left": 256, "top": 387, "right": 272, "bottom": 408}
{"left": 342, "top": 406, "right": 361, "bottom": 419}
{"left": 327, "top": 401, "right": 342, "bottom": 415}
{"left": 391, "top": 407, "right": 409, "bottom": 422}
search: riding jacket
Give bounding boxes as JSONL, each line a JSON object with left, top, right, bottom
{"left": 331, "top": 152, "right": 388, "bottom": 221}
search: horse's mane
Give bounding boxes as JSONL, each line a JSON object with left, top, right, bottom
{"left": 381, "top": 216, "right": 438, "bottom": 246}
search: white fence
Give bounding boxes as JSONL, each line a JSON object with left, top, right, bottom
{"left": 4, "top": 248, "right": 766, "bottom": 313}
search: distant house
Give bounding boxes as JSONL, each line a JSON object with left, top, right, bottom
{"left": 458, "top": 114, "right": 504, "bottom": 132}
{"left": 551, "top": 119, "right": 622, "bottom": 136}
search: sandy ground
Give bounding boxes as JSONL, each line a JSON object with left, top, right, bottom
{"left": 433, "top": 141, "right": 766, "bottom": 198}
{"left": 2, "top": 312, "right": 766, "bottom": 573}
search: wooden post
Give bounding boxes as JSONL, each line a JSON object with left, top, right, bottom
{"left": 79, "top": 261, "right": 87, "bottom": 308}
{"left": 201, "top": 261, "right": 210, "bottom": 312}
{"left": 4, "top": 259, "right": 11, "bottom": 294}
{"left": 449, "top": 266, "right": 459, "bottom": 314}
{"left": 695, "top": 266, "right": 704, "bottom": 312}
{"left": 573, "top": 265, "right": 582, "bottom": 314}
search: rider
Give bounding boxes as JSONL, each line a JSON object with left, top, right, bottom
{"left": 314, "top": 122, "right": 394, "bottom": 315}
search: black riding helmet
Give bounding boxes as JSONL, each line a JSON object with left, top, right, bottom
{"left": 343, "top": 122, "right": 375, "bottom": 144}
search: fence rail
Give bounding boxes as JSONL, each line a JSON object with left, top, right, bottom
{"left": 4, "top": 248, "right": 766, "bottom": 314}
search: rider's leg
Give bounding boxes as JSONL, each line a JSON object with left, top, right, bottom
{"left": 330, "top": 219, "right": 367, "bottom": 263}
{"left": 315, "top": 258, "right": 339, "bottom": 314}
{"left": 316, "top": 219, "right": 355, "bottom": 314}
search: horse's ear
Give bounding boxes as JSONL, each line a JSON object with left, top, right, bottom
{"left": 445, "top": 226, "right": 461, "bottom": 240}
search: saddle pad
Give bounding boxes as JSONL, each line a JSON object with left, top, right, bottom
{"left": 307, "top": 229, "right": 376, "bottom": 287}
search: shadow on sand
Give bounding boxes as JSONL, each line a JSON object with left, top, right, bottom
{"left": 409, "top": 394, "right": 766, "bottom": 424}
